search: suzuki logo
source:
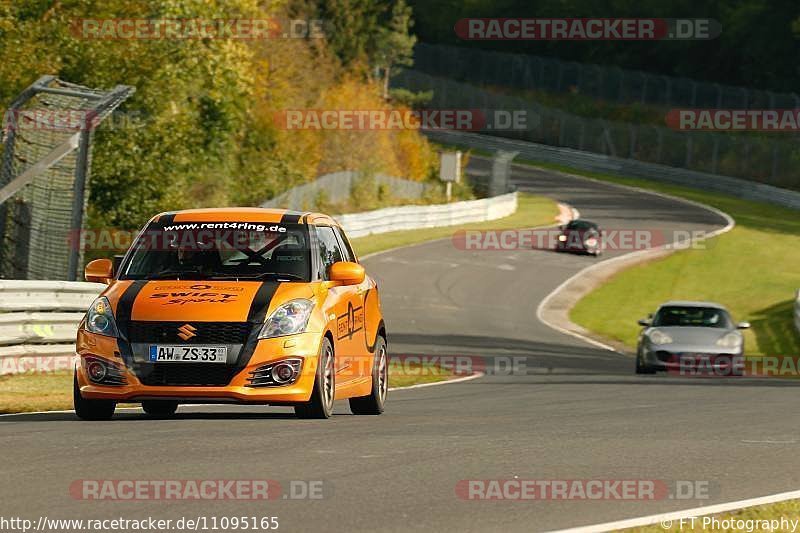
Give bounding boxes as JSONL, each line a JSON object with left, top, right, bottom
{"left": 177, "top": 324, "right": 197, "bottom": 340}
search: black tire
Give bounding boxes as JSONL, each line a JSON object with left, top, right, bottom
{"left": 635, "top": 353, "right": 656, "bottom": 375}
{"left": 142, "top": 400, "right": 179, "bottom": 418}
{"left": 350, "top": 336, "right": 388, "bottom": 415}
{"left": 73, "top": 373, "right": 116, "bottom": 421}
{"left": 295, "top": 337, "right": 335, "bottom": 419}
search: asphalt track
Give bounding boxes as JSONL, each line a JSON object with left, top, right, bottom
{"left": 3, "top": 160, "right": 799, "bottom": 533}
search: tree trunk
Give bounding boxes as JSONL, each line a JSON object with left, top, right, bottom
{"left": 383, "top": 65, "right": 391, "bottom": 100}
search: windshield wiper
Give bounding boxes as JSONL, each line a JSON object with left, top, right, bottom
{"left": 214, "top": 272, "right": 307, "bottom": 282}
{"left": 146, "top": 269, "right": 204, "bottom": 280}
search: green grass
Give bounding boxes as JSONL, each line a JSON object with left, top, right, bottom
{"left": 529, "top": 163, "right": 800, "bottom": 357}
{"left": 625, "top": 499, "right": 800, "bottom": 532}
{"left": 388, "top": 361, "right": 454, "bottom": 388}
{"left": 351, "top": 192, "right": 560, "bottom": 257}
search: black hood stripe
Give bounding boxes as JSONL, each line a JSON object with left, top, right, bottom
{"left": 116, "top": 280, "right": 147, "bottom": 366}
{"left": 236, "top": 281, "right": 281, "bottom": 370}
{"left": 247, "top": 281, "right": 280, "bottom": 323}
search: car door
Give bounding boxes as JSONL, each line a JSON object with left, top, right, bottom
{"left": 333, "top": 226, "right": 371, "bottom": 376}
{"left": 315, "top": 226, "right": 361, "bottom": 384}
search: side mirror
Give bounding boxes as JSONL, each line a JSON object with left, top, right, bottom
{"left": 85, "top": 258, "right": 114, "bottom": 284}
{"left": 637, "top": 318, "right": 651, "bottom": 327}
{"left": 737, "top": 322, "right": 751, "bottom": 329}
{"left": 329, "top": 261, "right": 365, "bottom": 286}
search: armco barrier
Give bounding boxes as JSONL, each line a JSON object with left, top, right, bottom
{"left": 0, "top": 281, "right": 104, "bottom": 373}
{"left": 261, "top": 171, "right": 427, "bottom": 210}
{"left": 426, "top": 130, "right": 800, "bottom": 210}
{"left": 337, "top": 192, "right": 517, "bottom": 238}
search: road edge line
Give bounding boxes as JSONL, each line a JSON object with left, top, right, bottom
{"left": 545, "top": 489, "right": 800, "bottom": 533}
{"left": 532, "top": 165, "right": 735, "bottom": 354}
{"left": 388, "top": 371, "right": 484, "bottom": 392}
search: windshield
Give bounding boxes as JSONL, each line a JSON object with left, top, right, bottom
{"left": 652, "top": 306, "right": 732, "bottom": 328}
{"left": 566, "top": 220, "right": 597, "bottom": 231}
{"left": 119, "top": 221, "right": 311, "bottom": 281}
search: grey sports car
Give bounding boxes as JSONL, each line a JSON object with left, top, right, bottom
{"left": 635, "top": 301, "right": 750, "bottom": 375}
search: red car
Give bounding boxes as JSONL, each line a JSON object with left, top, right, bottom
{"left": 555, "top": 219, "right": 603, "bottom": 256}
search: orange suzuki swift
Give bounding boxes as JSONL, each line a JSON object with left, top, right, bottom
{"left": 74, "top": 208, "right": 387, "bottom": 420}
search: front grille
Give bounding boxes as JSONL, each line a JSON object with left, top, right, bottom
{"left": 135, "top": 363, "right": 239, "bottom": 386}
{"left": 127, "top": 322, "right": 251, "bottom": 344}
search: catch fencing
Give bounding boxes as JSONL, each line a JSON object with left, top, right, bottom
{"left": 392, "top": 69, "right": 800, "bottom": 195}
{"left": 0, "top": 76, "right": 133, "bottom": 281}
{"left": 423, "top": 130, "right": 800, "bottom": 210}
{"left": 413, "top": 43, "right": 800, "bottom": 111}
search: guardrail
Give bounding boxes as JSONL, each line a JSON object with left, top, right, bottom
{"left": 261, "top": 170, "right": 427, "bottom": 210}
{"left": 337, "top": 192, "right": 518, "bottom": 239}
{"left": 0, "top": 281, "right": 103, "bottom": 373}
{"left": 425, "top": 130, "right": 800, "bottom": 210}
{"left": 795, "top": 290, "right": 800, "bottom": 335}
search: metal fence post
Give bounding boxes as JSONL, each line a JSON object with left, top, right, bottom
{"left": 711, "top": 137, "right": 719, "bottom": 174}
{"left": 66, "top": 128, "right": 92, "bottom": 281}
{"left": 685, "top": 137, "right": 693, "bottom": 168}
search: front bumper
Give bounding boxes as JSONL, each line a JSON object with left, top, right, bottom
{"left": 76, "top": 330, "right": 323, "bottom": 404}
{"left": 641, "top": 345, "right": 743, "bottom": 373}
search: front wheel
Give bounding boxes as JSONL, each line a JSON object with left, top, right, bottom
{"left": 142, "top": 400, "right": 178, "bottom": 418}
{"left": 73, "top": 374, "right": 116, "bottom": 421}
{"left": 635, "top": 353, "right": 656, "bottom": 375}
{"left": 295, "top": 337, "right": 335, "bottom": 419}
{"left": 350, "top": 336, "right": 388, "bottom": 415}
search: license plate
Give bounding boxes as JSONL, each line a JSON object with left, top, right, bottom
{"left": 149, "top": 345, "right": 227, "bottom": 363}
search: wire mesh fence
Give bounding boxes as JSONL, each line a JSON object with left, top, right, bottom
{"left": 0, "top": 77, "right": 133, "bottom": 280}
{"left": 413, "top": 43, "right": 800, "bottom": 109}
{"left": 392, "top": 69, "right": 800, "bottom": 191}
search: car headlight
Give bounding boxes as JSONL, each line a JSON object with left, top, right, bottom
{"left": 258, "top": 299, "right": 315, "bottom": 339}
{"left": 649, "top": 329, "right": 673, "bottom": 345}
{"left": 558, "top": 235, "right": 567, "bottom": 242}
{"left": 85, "top": 296, "right": 119, "bottom": 337}
{"left": 716, "top": 332, "right": 742, "bottom": 349}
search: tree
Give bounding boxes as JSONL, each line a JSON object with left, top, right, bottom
{"left": 311, "top": 0, "right": 384, "bottom": 68}
{"left": 374, "top": 0, "right": 416, "bottom": 100}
